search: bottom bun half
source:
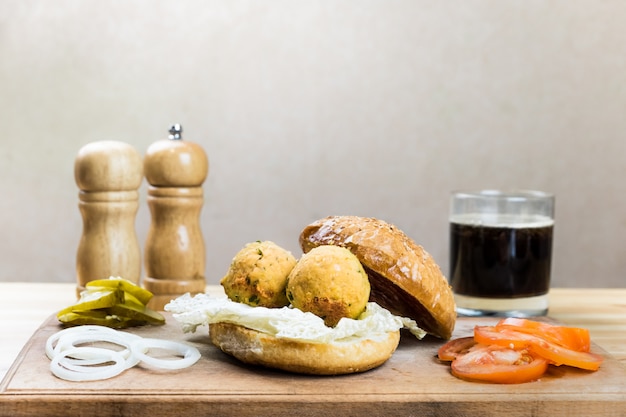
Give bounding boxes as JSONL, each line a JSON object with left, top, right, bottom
{"left": 209, "top": 322, "right": 401, "bottom": 375}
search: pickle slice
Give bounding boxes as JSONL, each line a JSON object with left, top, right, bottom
{"left": 123, "top": 292, "right": 146, "bottom": 308}
{"left": 86, "top": 277, "right": 153, "bottom": 305}
{"left": 57, "top": 311, "right": 136, "bottom": 328}
{"left": 108, "top": 303, "right": 165, "bottom": 326}
{"left": 57, "top": 277, "right": 165, "bottom": 328}
{"left": 63, "top": 289, "right": 124, "bottom": 313}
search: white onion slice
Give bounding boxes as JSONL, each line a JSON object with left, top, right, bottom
{"left": 59, "top": 353, "right": 127, "bottom": 373}
{"left": 46, "top": 326, "right": 200, "bottom": 381}
{"left": 60, "top": 356, "right": 121, "bottom": 371}
{"left": 50, "top": 347, "right": 126, "bottom": 381}
{"left": 45, "top": 325, "right": 120, "bottom": 360}
{"left": 53, "top": 331, "right": 143, "bottom": 369}
{"left": 130, "top": 338, "right": 201, "bottom": 370}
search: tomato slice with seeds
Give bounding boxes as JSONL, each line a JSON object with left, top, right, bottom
{"left": 474, "top": 325, "right": 603, "bottom": 371}
{"left": 437, "top": 337, "right": 478, "bottom": 362}
{"left": 525, "top": 337, "right": 603, "bottom": 371}
{"left": 451, "top": 345, "right": 548, "bottom": 384}
{"left": 496, "top": 317, "right": 591, "bottom": 352}
{"left": 474, "top": 326, "right": 531, "bottom": 350}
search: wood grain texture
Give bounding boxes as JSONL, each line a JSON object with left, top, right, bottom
{"left": 74, "top": 141, "right": 143, "bottom": 294}
{"left": 1, "top": 313, "right": 624, "bottom": 417}
{"left": 142, "top": 138, "right": 209, "bottom": 310}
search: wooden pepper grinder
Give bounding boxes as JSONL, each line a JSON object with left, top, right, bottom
{"left": 143, "top": 124, "right": 209, "bottom": 310}
{"left": 74, "top": 141, "right": 143, "bottom": 297}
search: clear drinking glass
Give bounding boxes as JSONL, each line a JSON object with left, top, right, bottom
{"left": 449, "top": 190, "right": 555, "bottom": 317}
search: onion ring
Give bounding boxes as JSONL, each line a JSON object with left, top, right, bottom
{"left": 46, "top": 326, "right": 201, "bottom": 381}
{"left": 53, "top": 331, "right": 143, "bottom": 369}
{"left": 130, "top": 338, "right": 201, "bottom": 370}
{"left": 45, "top": 325, "right": 120, "bottom": 360}
{"left": 50, "top": 347, "right": 126, "bottom": 381}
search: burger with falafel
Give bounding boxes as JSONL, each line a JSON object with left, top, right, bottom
{"left": 165, "top": 216, "right": 456, "bottom": 375}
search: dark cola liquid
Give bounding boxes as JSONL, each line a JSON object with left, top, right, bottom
{"left": 449, "top": 219, "right": 553, "bottom": 298}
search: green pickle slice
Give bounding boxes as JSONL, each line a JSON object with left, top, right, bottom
{"left": 65, "top": 289, "right": 124, "bottom": 312}
{"left": 109, "top": 303, "right": 165, "bottom": 326}
{"left": 86, "top": 277, "right": 153, "bottom": 305}
{"left": 57, "top": 277, "right": 165, "bottom": 328}
{"left": 122, "top": 292, "right": 147, "bottom": 308}
{"left": 57, "top": 310, "right": 137, "bottom": 329}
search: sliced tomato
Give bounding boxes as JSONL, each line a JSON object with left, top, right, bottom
{"left": 474, "top": 325, "right": 603, "bottom": 371}
{"left": 474, "top": 326, "right": 532, "bottom": 349}
{"left": 437, "top": 337, "right": 478, "bottom": 362}
{"left": 525, "top": 337, "right": 603, "bottom": 371}
{"left": 451, "top": 345, "right": 548, "bottom": 384}
{"left": 496, "top": 318, "right": 591, "bottom": 352}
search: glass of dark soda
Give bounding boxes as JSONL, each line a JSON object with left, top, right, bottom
{"left": 449, "top": 190, "right": 555, "bottom": 317}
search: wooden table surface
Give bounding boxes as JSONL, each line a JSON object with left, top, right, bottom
{"left": 1, "top": 283, "right": 625, "bottom": 382}
{"left": 1, "top": 283, "right": 625, "bottom": 416}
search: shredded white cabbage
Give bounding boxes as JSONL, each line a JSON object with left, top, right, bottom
{"left": 165, "top": 293, "right": 426, "bottom": 343}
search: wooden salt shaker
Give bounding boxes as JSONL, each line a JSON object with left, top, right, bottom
{"left": 74, "top": 141, "right": 143, "bottom": 297}
{"left": 143, "top": 124, "right": 209, "bottom": 310}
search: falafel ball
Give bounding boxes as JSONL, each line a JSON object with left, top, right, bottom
{"left": 286, "top": 245, "right": 370, "bottom": 327}
{"left": 221, "top": 241, "right": 297, "bottom": 307}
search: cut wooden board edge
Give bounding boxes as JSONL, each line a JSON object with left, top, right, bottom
{"left": 1, "top": 312, "right": 625, "bottom": 417}
{"left": 2, "top": 313, "right": 623, "bottom": 392}
{"left": 0, "top": 315, "right": 51, "bottom": 392}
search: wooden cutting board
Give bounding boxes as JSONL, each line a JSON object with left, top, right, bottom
{"left": 1, "top": 313, "right": 624, "bottom": 417}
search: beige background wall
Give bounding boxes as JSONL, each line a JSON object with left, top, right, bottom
{"left": 1, "top": 1, "right": 625, "bottom": 288}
